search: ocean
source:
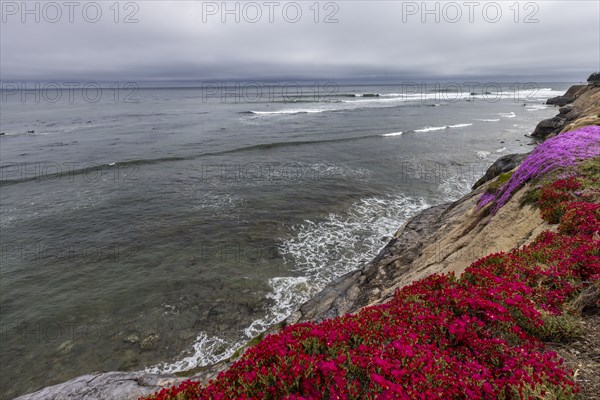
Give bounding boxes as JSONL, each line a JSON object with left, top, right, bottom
{"left": 0, "top": 81, "right": 568, "bottom": 398}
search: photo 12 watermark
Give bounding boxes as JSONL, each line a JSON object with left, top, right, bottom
{"left": 0, "top": 162, "right": 139, "bottom": 184}
{"left": 190, "top": 242, "right": 282, "bottom": 264}
{"left": 433, "top": 240, "right": 503, "bottom": 265}
{"left": 0, "top": 321, "right": 167, "bottom": 345}
{"left": 201, "top": 1, "right": 340, "bottom": 23}
{"left": 1, "top": 1, "right": 140, "bottom": 23}
{"left": 197, "top": 161, "right": 337, "bottom": 184}
{"left": 200, "top": 81, "right": 547, "bottom": 105}
{"left": 400, "top": 161, "right": 488, "bottom": 185}
{"left": 1, "top": 82, "right": 140, "bottom": 104}
{"left": 400, "top": 1, "right": 539, "bottom": 24}
{"left": 397, "top": 82, "right": 545, "bottom": 103}
{"left": 201, "top": 81, "right": 339, "bottom": 103}
{"left": 0, "top": 241, "right": 139, "bottom": 264}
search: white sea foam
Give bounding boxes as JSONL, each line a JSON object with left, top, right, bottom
{"left": 244, "top": 276, "right": 311, "bottom": 336}
{"left": 449, "top": 123, "right": 473, "bottom": 128}
{"left": 415, "top": 123, "right": 472, "bottom": 133}
{"left": 499, "top": 112, "right": 517, "bottom": 118}
{"left": 148, "top": 193, "right": 431, "bottom": 374}
{"left": 250, "top": 108, "right": 328, "bottom": 115}
{"left": 474, "top": 118, "right": 500, "bottom": 122}
{"left": 525, "top": 105, "right": 548, "bottom": 111}
{"left": 491, "top": 87, "right": 563, "bottom": 100}
{"left": 476, "top": 150, "right": 491, "bottom": 159}
{"left": 278, "top": 194, "right": 431, "bottom": 285}
{"left": 311, "top": 163, "right": 371, "bottom": 182}
{"left": 381, "top": 131, "right": 403, "bottom": 137}
{"left": 525, "top": 88, "right": 564, "bottom": 97}
{"left": 438, "top": 173, "right": 475, "bottom": 201}
{"left": 183, "top": 190, "right": 246, "bottom": 223}
{"left": 247, "top": 96, "right": 412, "bottom": 116}
{"left": 415, "top": 126, "right": 448, "bottom": 133}
{"left": 496, "top": 147, "right": 506, "bottom": 153}
{"left": 245, "top": 86, "right": 564, "bottom": 117}
{"left": 351, "top": 93, "right": 382, "bottom": 97}
{"left": 340, "top": 96, "right": 418, "bottom": 105}
{"left": 146, "top": 332, "right": 245, "bottom": 374}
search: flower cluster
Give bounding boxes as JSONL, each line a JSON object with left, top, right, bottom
{"left": 538, "top": 177, "right": 583, "bottom": 223}
{"left": 143, "top": 131, "right": 600, "bottom": 400}
{"left": 478, "top": 125, "right": 600, "bottom": 214}
{"left": 559, "top": 202, "right": 600, "bottom": 235}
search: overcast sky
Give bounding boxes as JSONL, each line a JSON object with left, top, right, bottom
{"left": 1, "top": 0, "right": 599, "bottom": 82}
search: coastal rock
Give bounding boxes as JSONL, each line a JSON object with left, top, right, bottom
{"left": 123, "top": 334, "right": 140, "bottom": 344}
{"left": 532, "top": 84, "right": 600, "bottom": 139}
{"left": 140, "top": 333, "right": 160, "bottom": 351}
{"left": 546, "top": 84, "right": 590, "bottom": 106}
{"left": 559, "top": 88, "right": 600, "bottom": 133}
{"left": 547, "top": 96, "right": 576, "bottom": 107}
{"left": 14, "top": 372, "right": 180, "bottom": 400}
{"left": 559, "top": 106, "right": 573, "bottom": 114}
{"left": 13, "top": 363, "right": 230, "bottom": 400}
{"left": 57, "top": 341, "right": 75, "bottom": 355}
{"left": 531, "top": 115, "right": 567, "bottom": 139}
{"left": 471, "top": 153, "right": 529, "bottom": 190}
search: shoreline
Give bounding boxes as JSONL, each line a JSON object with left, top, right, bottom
{"left": 14, "top": 83, "right": 600, "bottom": 400}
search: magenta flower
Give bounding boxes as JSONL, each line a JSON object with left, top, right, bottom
{"left": 479, "top": 125, "right": 600, "bottom": 214}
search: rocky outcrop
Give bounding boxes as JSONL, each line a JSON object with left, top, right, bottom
{"left": 14, "top": 360, "right": 229, "bottom": 400}
{"left": 532, "top": 85, "right": 600, "bottom": 139}
{"left": 546, "top": 84, "right": 590, "bottom": 106}
{"left": 471, "top": 153, "right": 529, "bottom": 190}
{"left": 531, "top": 117, "right": 567, "bottom": 139}
{"left": 14, "top": 372, "right": 170, "bottom": 400}
{"left": 559, "top": 87, "right": 600, "bottom": 133}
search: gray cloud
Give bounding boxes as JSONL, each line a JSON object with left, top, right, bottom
{"left": 1, "top": 0, "right": 598, "bottom": 82}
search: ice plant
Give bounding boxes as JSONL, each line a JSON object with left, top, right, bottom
{"left": 478, "top": 125, "right": 600, "bottom": 214}
{"left": 142, "top": 129, "right": 600, "bottom": 400}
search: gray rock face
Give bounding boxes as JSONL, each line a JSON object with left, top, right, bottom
{"left": 546, "top": 84, "right": 590, "bottom": 106}
{"left": 531, "top": 115, "right": 569, "bottom": 139}
{"left": 533, "top": 84, "right": 600, "bottom": 140}
{"left": 546, "top": 96, "right": 575, "bottom": 107}
{"left": 14, "top": 372, "right": 168, "bottom": 400}
{"left": 13, "top": 362, "right": 229, "bottom": 400}
{"left": 471, "top": 153, "right": 529, "bottom": 190}
{"left": 558, "top": 106, "right": 573, "bottom": 115}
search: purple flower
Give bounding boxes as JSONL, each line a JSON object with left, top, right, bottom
{"left": 479, "top": 126, "right": 600, "bottom": 214}
{"left": 478, "top": 192, "right": 496, "bottom": 209}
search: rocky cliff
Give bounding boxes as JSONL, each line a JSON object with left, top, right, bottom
{"left": 14, "top": 84, "right": 600, "bottom": 400}
{"left": 532, "top": 84, "right": 600, "bottom": 139}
